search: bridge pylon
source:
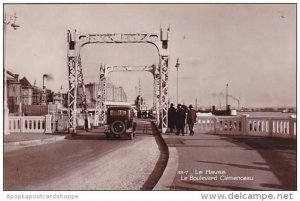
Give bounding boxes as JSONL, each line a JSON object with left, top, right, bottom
{"left": 67, "top": 27, "right": 170, "bottom": 133}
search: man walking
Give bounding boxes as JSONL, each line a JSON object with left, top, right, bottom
{"left": 168, "top": 103, "right": 176, "bottom": 133}
{"left": 176, "top": 104, "right": 186, "bottom": 136}
{"left": 187, "top": 104, "right": 197, "bottom": 136}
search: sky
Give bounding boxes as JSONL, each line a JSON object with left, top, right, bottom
{"left": 4, "top": 4, "right": 296, "bottom": 108}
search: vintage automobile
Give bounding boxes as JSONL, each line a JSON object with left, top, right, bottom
{"left": 104, "top": 106, "right": 137, "bottom": 140}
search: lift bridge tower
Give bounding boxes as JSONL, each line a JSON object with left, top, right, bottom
{"left": 95, "top": 64, "right": 158, "bottom": 125}
{"left": 67, "top": 28, "right": 170, "bottom": 133}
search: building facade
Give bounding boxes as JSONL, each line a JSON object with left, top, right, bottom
{"left": 83, "top": 82, "right": 128, "bottom": 108}
{"left": 6, "top": 71, "right": 54, "bottom": 115}
{"left": 6, "top": 71, "right": 22, "bottom": 114}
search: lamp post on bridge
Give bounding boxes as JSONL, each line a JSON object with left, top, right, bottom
{"left": 175, "top": 58, "right": 180, "bottom": 106}
{"left": 226, "top": 83, "right": 229, "bottom": 108}
{"left": 4, "top": 12, "right": 20, "bottom": 135}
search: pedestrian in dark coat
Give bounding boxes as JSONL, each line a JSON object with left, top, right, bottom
{"left": 176, "top": 104, "right": 186, "bottom": 136}
{"left": 168, "top": 103, "right": 176, "bottom": 133}
{"left": 182, "top": 105, "right": 189, "bottom": 134}
{"left": 187, "top": 104, "right": 197, "bottom": 135}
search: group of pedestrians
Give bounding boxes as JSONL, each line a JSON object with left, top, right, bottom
{"left": 168, "top": 103, "right": 197, "bottom": 136}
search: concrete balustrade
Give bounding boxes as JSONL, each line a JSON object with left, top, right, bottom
{"left": 195, "top": 115, "right": 296, "bottom": 139}
{"left": 8, "top": 114, "right": 296, "bottom": 139}
{"left": 8, "top": 113, "right": 97, "bottom": 134}
{"left": 9, "top": 116, "right": 46, "bottom": 133}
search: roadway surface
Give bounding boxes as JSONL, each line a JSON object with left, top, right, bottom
{"left": 160, "top": 132, "right": 296, "bottom": 190}
{"left": 4, "top": 119, "right": 162, "bottom": 190}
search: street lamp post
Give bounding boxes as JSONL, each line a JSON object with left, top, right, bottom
{"left": 175, "top": 58, "right": 180, "bottom": 106}
{"left": 4, "top": 12, "right": 20, "bottom": 135}
{"left": 226, "top": 83, "right": 229, "bottom": 108}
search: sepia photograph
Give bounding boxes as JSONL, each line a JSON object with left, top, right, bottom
{"left": 2, "top": 2, "right": 296, "bottom": 196}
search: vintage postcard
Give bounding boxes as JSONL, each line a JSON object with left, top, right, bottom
{"left": 2, "top": 3, "right": 297, "bottom": 200}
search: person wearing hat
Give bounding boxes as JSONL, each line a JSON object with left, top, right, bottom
{"left": 168, "top": 103, "right": 176, "bottom": 133}
{"left": 176, "top": 104, "right": 186, "bottom": 136}
{"left": 187, "top": 104, "right": 197, "bottom": 135}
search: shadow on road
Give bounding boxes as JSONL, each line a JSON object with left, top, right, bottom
{"left": 196, "top": 160, "right": 271, "bottom": 171}
{"left": 65, "top": 134, "right": 107, "bottom": 141}
{"left": 222, "top": 135, "right": 296, "bottom": 190}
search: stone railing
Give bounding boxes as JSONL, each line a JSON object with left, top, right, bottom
{"left": 8, "top": 113, "right": 96, "bottom": 134}
{"left": 195, "top": 115, "right": 296, "bottom": 139}
{"left": 9, "top": 115, "right": 53, "bottom": 133}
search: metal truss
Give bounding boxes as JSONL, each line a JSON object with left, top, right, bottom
{"left": 106, "top": 65, "right": 155, "bottom": 74}
{"left": 154, "top": 66, "right": 161, "bottom": 125}
{"left": 95, "top": 64, "right": 106, "bottom": 125}
{"left": 78, "top": 33, "right": 161, "bottom": 48}
{"left": 77, "top": 55, "right": 88, "bottom": 116}
{"left": 67, "top": 28, "right": 169, "bottom": 133}
{"left": 67, "top": 30, "right": 78, "bottom": 133}
{"left": 160, "top": 55, "right": 169, "bottom": 133}
{"left": 95, "top": 65, "right": 159, "bottom": 124}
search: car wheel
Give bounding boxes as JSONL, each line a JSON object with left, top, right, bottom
{"left": 111, "top": 120, "right": 126, "bottom": 135}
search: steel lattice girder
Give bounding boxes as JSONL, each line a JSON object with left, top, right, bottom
{"left": 67, "top": 30, "right": 78, "bottom": 133}
{"left": 160, "top": 55, "right": 169, "bottom": 133}
{"left": 78, "top": 33, "right": 161, "bottom": 47}
{"left": 77, "top": 55, "right": 88, "bottom": 115}
{"left": 154, "top": 66, "right": 161, "bottom": 125}
{"left": 67, "top": 28, "right": 169, "bottom": 133}
{"left": 94, "top": 65, "right": 158, "bottom": 125}
{"left": 95, "top": 64, "right": 106, "bottom": 124}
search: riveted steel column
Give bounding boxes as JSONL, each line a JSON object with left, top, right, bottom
{"left": 95, "top": 64, "right": 106, "bottom": 125}
{"left": 160, "top": 55, "right": 169, "bottom": 133}
{"left": 67, "top": 30, "right": 78, "bottom": 133}
{"left": 77, "top": 54, "right": 89, "bottom": 129}
{"left": 159, "top": 27, "right": 170, "bottom": 133}
{"left": 154, "top": 65, "right": 161, "bottom": 126}
{"left": 77, "top": 55, "right": 88, "bottom": 115}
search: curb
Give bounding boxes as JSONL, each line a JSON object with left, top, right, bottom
{"left": 141, "top": 122, "right": 170, "bottom": 190}
{"left": 4, "top": 136, "right": 66, "bottom": 147}
{"left": 153, "top": 146, "right": 179, "bottom": 190}
{"left": 153, "top": 135, "right": 179, "bottom": 190}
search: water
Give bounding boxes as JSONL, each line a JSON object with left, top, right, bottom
{"left": 237, "top": 111, "right": 296, "bottom": 118}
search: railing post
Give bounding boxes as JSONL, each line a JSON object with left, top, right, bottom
{"left": 241, "top": 114, "right": 249, "bottom": 135}
{"left": 20, "top": 117, "right": 24, "bottom": 133}
{"left": 288, "top": 115, "right": 296, "bottom": 138}
{"left": 45, "top": 114, "right": 53, "bottom": 134}
{"left": 269, "top": 119, "right": 273, "bottom": 137}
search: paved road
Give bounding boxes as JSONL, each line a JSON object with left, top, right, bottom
{"left": 4, "top": 120, "right": 161, "bottom": 190}
{"left": 160, "top": 132, "right": 296, "bottom": 190}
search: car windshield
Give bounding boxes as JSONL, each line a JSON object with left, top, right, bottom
{"left": 109, "top": 109, "right": 127, "bottom": 116}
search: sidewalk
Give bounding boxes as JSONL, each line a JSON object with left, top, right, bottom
{"left": 3, "top": 126, "right": 103, "bottom": 145}
{"left": 4, "top": 133, "right": 66, "bottom": 151}
{"left": 154, "top": 131, "right": 296, "bottom": 190}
